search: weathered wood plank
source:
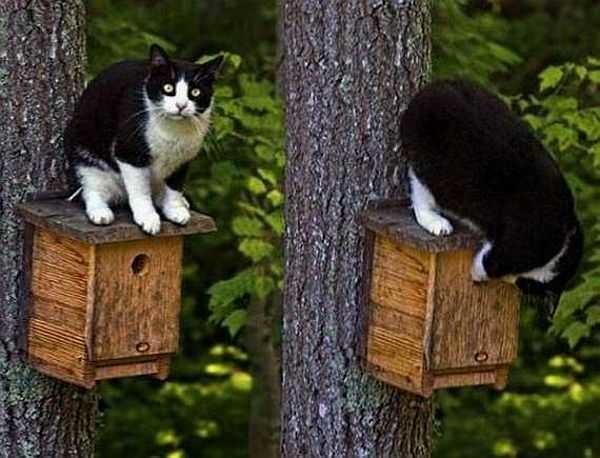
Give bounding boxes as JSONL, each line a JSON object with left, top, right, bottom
{"left": 430, "top": 250, "right": 520, "bottom": 370}
{"left": 92, "top": 237, "right": 182, "bottom": 361}
{"left": 370, "top": 236, "right": 429, "bottom": 318}
{"left": 19, "top": 199, "right": 216, "bottom": 244}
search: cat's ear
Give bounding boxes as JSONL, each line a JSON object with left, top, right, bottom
{"left": 149, "top": 44, "right": 170, "bottom": 68}
{"left": 195, "top": 55, "right": 224, "bottom": 82}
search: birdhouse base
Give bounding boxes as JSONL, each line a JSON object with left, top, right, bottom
{"left": 362, "top": 201, "right": 520, "bottom": 397}
{"left": 19, "top": 198, "right": 216, "bottom": 388}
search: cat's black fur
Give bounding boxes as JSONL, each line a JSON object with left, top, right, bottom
{"left": 65, "top": 48, "right": 221, "bottom": 184}
{"left": 400, "top": 80, "right": 583, "bottom": 307}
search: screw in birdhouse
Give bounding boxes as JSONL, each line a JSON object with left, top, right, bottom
{"left": 131, "top": 254, "right": 150, "bottom": 276}
{"left": 474, "top": 351, "right": 489, "bottom": 363}
{"left": 136, "top": 342, "right": 150, "bottom": 353}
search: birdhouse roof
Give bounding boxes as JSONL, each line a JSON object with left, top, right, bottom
{"left": 19, "top": 198, "right": 216, "bottom": 244}
{"left": 362, "top": 200, "right": 483, "bottom": 252}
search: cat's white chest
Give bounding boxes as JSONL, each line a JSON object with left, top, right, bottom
{"left": 145, "top": 114, "right": 208, "bottom": 181}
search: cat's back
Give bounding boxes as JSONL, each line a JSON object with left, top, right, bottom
{"left": 65, "top": 60, "right": 149, "bottom": 159}
{"left": 73, "top": 60, "right": 148, "bottom": 117}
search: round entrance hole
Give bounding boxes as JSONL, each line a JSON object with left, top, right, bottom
{"left": 131, "top": 253, "right": 150, "bottom": 276}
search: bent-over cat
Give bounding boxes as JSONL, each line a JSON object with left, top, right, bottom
{"left": 400, "top": 80, "right": 583, "bottom": 310}
{"left": 64, "top": 44, "right": 222, "bottom": 235}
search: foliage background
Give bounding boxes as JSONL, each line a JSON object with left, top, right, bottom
{"left": 84, "top": 1, "right": 600, "bottom": 457}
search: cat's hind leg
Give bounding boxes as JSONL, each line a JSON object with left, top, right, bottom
{"left": 409, "top": 167, "right": 453, "bottom": 236}
{"left": 157, "top": 164, "right": 191, "bottom": 225}
{"left": 157, "top": 185, "right": 191, "bottom": 225}
{"left": 77, "top": 166, "right": 118, "bottom": 225}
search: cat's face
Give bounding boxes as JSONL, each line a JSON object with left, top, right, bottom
{"left": 145, "top": 44, "right": 222, "bottom": 120}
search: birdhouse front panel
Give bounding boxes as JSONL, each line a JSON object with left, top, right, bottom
{"left": 92, "top": 237, "right": 182, "bottom": 362}
{"left": 430, "top": 250, "right": 520, "bottom": 372}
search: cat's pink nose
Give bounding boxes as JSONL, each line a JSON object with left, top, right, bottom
{"left": 176, "top": 102, "right": 188, "bottom": 112}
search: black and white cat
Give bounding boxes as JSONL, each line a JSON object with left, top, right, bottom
{"left": 64, "top": 44, "right": 222, "bottom": 235}
{"left": 400, "top": 80, "right": 583, "bottom": 305}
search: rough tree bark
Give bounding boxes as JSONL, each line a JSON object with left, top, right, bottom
{"left": 0, "top": 2, "right": 97, "bottom": 456}
{"left": 281, "top": 1, "right": 433, "bottom": 456}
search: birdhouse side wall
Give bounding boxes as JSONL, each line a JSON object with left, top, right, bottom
{"left": 365, "top": 235, "right": 430, "bottom": 394}
{"left": 27, "top": 228, "right": 95, "bottom": 386}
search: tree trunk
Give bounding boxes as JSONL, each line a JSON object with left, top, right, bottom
{"left": 281, "top": 1, "right": 433, "bottom": 456}
{"left": 246, "top": 293, "right": 282, "bottom": 458}
{"left": 0, "top": 2, "right": 97, "bottom": 457}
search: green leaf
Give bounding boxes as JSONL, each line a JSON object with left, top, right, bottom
{"left": 232, "top": 216, "right": 264, "bottom": 237}
{"left": 207, "top": 270, "right": 255, "bottom": 321}
{"left": 575, "top": 66, "right": 588, "bottom": 81}
{"left": 257, "top": 168, "right": 278, "bottom": 187}
{"left": 223, "top": 310, "right": 247, "bottom": 337}
{"left": 239, "top": 239, "right": 274, "bottom": 263}
{"left": 561, "top": 322, "right": 591, "bottom": 348}
{"left": 588, "top": 70, "right": 600, "bottom": 84}
{"left": 254, "top": 276, "right": 275, "bottom": 299}
{"left": 246, "top": 177, "right": 267, "bottom": 195}
{"left": 586, "top": 305, "right": 600, "bottom": 326}
{"left": 266, "top": 190, "right": 284, "bottom": 208}
{"left": 265, "top": 211, "right": 284, "bottom": 236}
{"left": 539, "top": 66, "right": 564, "bottom": 92}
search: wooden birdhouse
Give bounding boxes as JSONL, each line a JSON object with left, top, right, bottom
{"left": 361, "top": 200, "right": 521, "bottom": 397}
{"left": 19, "top": 198, "right": 216, "bottom": 388}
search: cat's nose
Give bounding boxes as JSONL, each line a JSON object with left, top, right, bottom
{"left": 176, "top": 102, "right": 188, "bottom": 112}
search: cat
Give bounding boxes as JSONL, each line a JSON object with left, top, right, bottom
{"left": 64, "top": 44, "right": 222, "bottom": 235}
{"left": 400, "top": 79, "right": 583, "bottom": 312}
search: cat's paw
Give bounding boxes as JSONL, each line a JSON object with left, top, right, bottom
{"left": 471, "top": 241, "right": 492, "bottom": 282}
{"left": 87, "top": 207, "right": 115, "bottom": 226}
{"left": 415, "top": 210, "right": 454, "bottom": 236}
{"left": 163, "top": 205, "right": 191, "bottom": 226}
{"left": 134, "top": 210, "right": 161, "bottom": 235}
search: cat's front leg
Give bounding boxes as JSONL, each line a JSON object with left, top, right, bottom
{"left": 157, "top": 184, "right": 191, "bottom": 225}
{"left": 118, "top": 161, "right": 161, "bottom": 235}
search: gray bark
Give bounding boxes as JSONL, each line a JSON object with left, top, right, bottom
{"left": 0, "top": 2, "right": 97, "bottom": 457}
{"left": 281, "top": 1, "right": 434, "bottom": 457}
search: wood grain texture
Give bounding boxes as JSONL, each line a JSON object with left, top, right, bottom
{"left": 95, "top": 360, "right": 160, "bottom": 381}
{"left": 28, "top": 230, "right": 94, "bottom": 386}
{"left": 362, "top": 201, "right": 482, "bottom": 252}
{"left": 92, "top": 237, "right": 183, "bottom": 361}
{"left": 366, "top": 236, "right": 429, "bottom": 393}
{"left": 430, "top": 250, "right": 520, "bottom": 371}
{"left": 19, "top": 199, "right": 216, "bottom": 244}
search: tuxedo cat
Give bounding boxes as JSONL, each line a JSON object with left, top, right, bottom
{"left": 400, "top": 80, "right": 583, "bottom": 307}
{"left": 64, "top": 44, "right": 222, "bottom": 235}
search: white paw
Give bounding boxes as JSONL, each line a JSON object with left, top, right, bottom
{"left": 163, "top": 205, "right": 191, "bottom": 226}
{"left": 471, "top": 241, "right": 492, "bottom": 282}
{"left": 133, "top": 210, "right": 161, "bottom": 235}
{"left": 415, "top": 211, "right": 454, "bottom": 236}
{"left": 181, "top": 196, "right": 190, "bottom": 209}
{"left": 471, "top": 263, "right": 489, "bottom": 283}
{"left": 87, "top": 207, "right": 114, "bottom": 226}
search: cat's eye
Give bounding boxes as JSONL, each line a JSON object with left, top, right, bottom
{"left": 162, "top": 83, "right": 174, "bottom": 94}
{"left": 190, "top": 88, "right": 201, "bottom": 98}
